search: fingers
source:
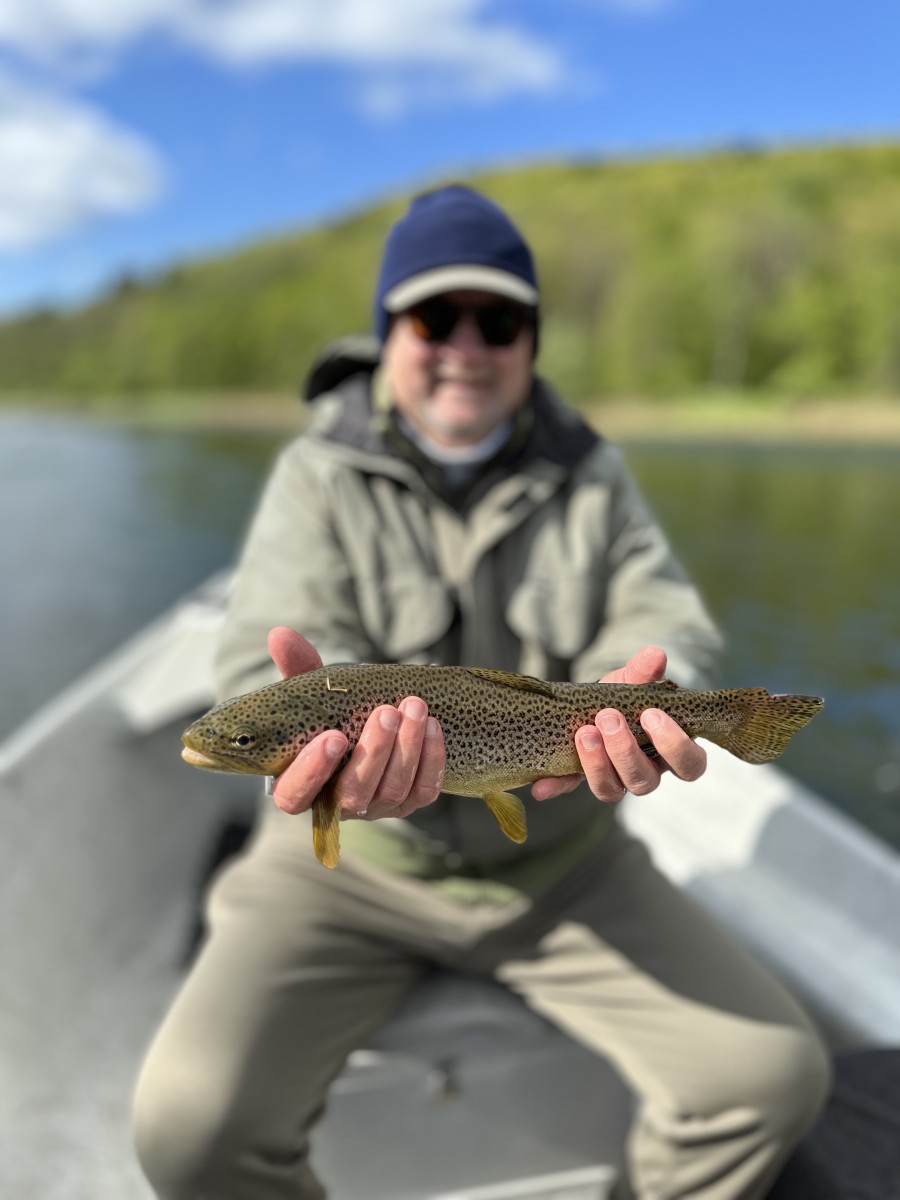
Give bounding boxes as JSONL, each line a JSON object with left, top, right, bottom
{"left": 532, "top": 643, "right": 709, "bottom": 805}
{"left": 530, "top": 774, "right": 582, "bottom": 801}
{"left": 267, "top": 626, "right": 323, "bottom": 680}
{"left": 336, "top": 700, "right": 445, "bottom": 820}
{"left": 571, "top": 706, "right": 707, "bottom": 805}
{"left": 334, "top": 698, "right": 444, "bottom": 819}
{"left": 371, "top": 697, "right": 430, "bottom": 811}
{"left": 393, "top": 713, "right": 446, "bottom": 818}
{"left": 576, "top": 710, "right": 656, "bottom": 802}
{"left": 272, "top": 697, "right": 445, "bottom": 821}
{"left": 272, "top": 730, "right": 347, "bottom": 814}
{"left": 573, "top": 645, "right": 702, "bottom": 802}
{"left": 640, "top": 709, "right": 707, "bottom": 781}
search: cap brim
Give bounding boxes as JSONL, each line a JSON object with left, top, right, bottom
{"left": 384, "top": 265, "right": 538, "bottom": 312}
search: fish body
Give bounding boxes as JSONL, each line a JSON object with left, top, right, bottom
{"left": 181, "top": 663, "right": 823, "bottom": 868}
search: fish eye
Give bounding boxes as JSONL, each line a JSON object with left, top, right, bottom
{"left": 229, "top": 727, "right": 258, "bottom": 749}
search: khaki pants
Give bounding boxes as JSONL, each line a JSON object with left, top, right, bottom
{"left": 133, "top": 806, "right": 830, "bottom": 1200}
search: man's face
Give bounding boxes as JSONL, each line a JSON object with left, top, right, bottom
{"left": 382, "top": 289, "right": 535, "bottom": 448}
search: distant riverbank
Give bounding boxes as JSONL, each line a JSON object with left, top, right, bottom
{"left": 5, "top": 393, "right": 900, "bottom": 444}
{"left": 593, "top": 397, "right": 900, "bottom": 444}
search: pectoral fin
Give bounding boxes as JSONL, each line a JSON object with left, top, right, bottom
{"left": 312, "top": 785, "right": 341, "bottom": 869}
{"left": 482, "top": 791, "right": 528, "bottom": 844}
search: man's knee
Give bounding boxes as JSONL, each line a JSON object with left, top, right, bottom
{"left": 697, "top": 1017, "right": 832, "bottom": 1150}
{"left": 133, "top": 1048, "right": 250, "bottom": 1198}
{"left": 661, "top": 1017, "right": 832, "bottom": 1149}
{"left": 761, "top": 1022, "right": 832, "bottom": 1142}
{"left": 630, "top": 1022, "right": 832, "bottom": 1198}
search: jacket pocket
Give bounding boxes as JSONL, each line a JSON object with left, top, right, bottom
{"left": 356, "top": 572, "right": 458, "bottom": 661}
{"left": 505, "top": 572, "right": 604, "bottom": 661}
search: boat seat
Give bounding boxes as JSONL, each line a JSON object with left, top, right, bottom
{"left": 311, "top": 968, "right": 633, "bottom": 1199}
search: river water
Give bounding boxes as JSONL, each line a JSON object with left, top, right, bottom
{"left": 3, "top": 413, "right": 899, "bottom": 847}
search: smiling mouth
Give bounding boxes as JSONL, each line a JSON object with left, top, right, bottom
{"left": 435, "top": 369, "right": 494, "bottom": 385}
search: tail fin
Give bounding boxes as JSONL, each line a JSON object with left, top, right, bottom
{"left": 706, "top": 691, "right": 824, "bottom": 764}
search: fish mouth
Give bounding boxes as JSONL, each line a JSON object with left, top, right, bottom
{"left": 181, "top": 741, "right": 272, "bottom": 774}
{"left": 181, "top": 745, "right": 228, "bottom": 770}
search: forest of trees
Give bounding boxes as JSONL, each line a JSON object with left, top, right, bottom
{"left": 1, "top": 141, "right": 898, "bottom": 409}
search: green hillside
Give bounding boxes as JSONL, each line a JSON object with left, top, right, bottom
{"left": 2, "top": 142, "right": 899, "bottom": 411}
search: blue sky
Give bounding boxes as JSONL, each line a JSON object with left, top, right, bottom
{"left": 0, "top": 0, "right": 896, "bottom": 318}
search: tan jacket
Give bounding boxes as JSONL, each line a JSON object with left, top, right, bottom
{"left": 216, "top": 338, "right": 721, "bottom": 874}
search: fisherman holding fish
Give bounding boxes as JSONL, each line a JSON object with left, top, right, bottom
{"left": 135, "top": 185, "right": 830, "bottom": 1199}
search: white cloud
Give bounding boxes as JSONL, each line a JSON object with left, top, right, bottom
{"left": 0, "top": 0, "right": 184, "bottom": 64}
{"left": 0, "top": 0, "right": 564, "bottom": 100}
{"left": 0, "top": 1, "right": 568, "bottom": 250}
{"left": 181, "top": 0, "right": 560, "bottom": 86}
{"left": 0, "top": 74, "right": 165, "bottom": 250}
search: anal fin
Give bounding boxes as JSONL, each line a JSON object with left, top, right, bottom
{"left": 482, "top": 791, "right": 528, "bottom": 844}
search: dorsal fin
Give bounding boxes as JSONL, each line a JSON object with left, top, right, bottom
{"left": 464, "top": 667, "right": 556, "bottom": 698}
{"left": 654, "top": 679, "right": 681, "bottom": 691}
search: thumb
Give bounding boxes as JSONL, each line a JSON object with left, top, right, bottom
{"left": 267, "top": 627, "right": 323, "bottom": 680}
{"left": 601, "top": 645, "right": 668, "bottom": 685}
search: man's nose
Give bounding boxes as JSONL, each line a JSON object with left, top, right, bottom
{"left": 443, "top": 312, "right": 486, "bottom": 353}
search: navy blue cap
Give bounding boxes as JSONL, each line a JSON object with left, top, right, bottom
{"left": 373, "top": 185, "right": 539, "bottom": 342}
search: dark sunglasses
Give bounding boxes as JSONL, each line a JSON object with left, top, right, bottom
{"left": 406, "top": 297, "right": 534, "bottom": 347}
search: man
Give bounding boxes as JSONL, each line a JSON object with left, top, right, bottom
{"left": 134, "top": 185, "right": 829, "bottom": 1199}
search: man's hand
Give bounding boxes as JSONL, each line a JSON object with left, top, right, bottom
{"left": 266, "top": 627, "right": 446, "bottom": 820}
{"left": 531, "top": 645, "right": 707, "bottom": 805}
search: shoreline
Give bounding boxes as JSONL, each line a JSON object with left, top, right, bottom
{"left": 588, "top": 400, "right": 900, "bottom": 445}
{"left": 3, "top": 394, "right": 900, "bottom": 445}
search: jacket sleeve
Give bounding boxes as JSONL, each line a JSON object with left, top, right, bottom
{"left": 214, "top": 439, "right": 374, "bottom": 701}
{"left": 572, "top": 447, "right": 722, "bottom": 689}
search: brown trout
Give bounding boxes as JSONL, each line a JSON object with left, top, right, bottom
{"left": 181, "top": 662, "right": 823, "bottom": 868}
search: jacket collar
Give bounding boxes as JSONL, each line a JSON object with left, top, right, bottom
{"left": 302, "top": 336, "right": 602, "bottom": 501}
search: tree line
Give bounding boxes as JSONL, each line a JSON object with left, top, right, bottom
{"left": 1, "top": 142, "right": 898, "bottom": 408}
